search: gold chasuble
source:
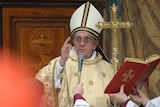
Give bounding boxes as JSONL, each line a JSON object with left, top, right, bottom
{"left": 36, "top": 49, "right": 114, "bottom": 107}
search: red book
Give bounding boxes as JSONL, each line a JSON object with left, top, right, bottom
{"left": 104, "top": 54, "right": 160, "bottom": 95}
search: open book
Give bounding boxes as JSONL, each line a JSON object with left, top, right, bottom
{"left": 104, "top": 54, "right": 160, "bottom": 95}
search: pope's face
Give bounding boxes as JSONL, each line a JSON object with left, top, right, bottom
{"left": 73, "top": 31, "right": 98, "bottom": 58}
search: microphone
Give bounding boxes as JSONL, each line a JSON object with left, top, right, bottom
{"left": 78, "top": 55, "right": 84, "bottom": 83}
{"left": 69, "top": 55, "right": 84, "bottom": 107}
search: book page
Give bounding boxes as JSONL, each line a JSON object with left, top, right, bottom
{"left": 124, "top": 54, "right": 160, "bottom": 64}
{"left": 124, "top": 57, "right": 146, "bottom": 64}
{"left": 145, "top": 54, "right": 160, "bottom": 63}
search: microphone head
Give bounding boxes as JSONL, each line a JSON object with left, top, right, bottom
{"left": 78, "top": 55, "right": 84, "bottom": 61}
{"left": 78, "top": 55, "right": 84, "bottom": 72}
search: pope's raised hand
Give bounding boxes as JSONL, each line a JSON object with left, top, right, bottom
{"left": 59, "top": 36, "right": 72, "bottom": 66}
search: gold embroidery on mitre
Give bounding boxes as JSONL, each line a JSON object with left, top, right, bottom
{"left": 81, "top": 1, "right": 90, "bottom": 27}
{"left": 72, "top": 27, "right": 99, "bottom": 39}
{"left": 122, "top": 70, "right": 135, "bottom": 82}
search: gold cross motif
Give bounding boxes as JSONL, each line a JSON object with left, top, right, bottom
{"left": 96, "top": 4, "right": 133, "bottom": 73}
{"left": 122, "top": 70, "right": 135, "bottom": 82}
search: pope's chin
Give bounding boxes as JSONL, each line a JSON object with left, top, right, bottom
{"left": 77, "top": 51, "right": 86, "bottom": 56}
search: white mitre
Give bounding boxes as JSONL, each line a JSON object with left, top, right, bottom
{"left": 70, "top": 1, "right": 104, "bottom": 39}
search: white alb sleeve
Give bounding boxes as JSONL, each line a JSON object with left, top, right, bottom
{"left": 126, "top": 100, "right": 138, "bottom": 107}
{"left": 54, "top": 59, "right": 65, "bottom": 88}
{"left": 146, "top": 96, "right": 160, "bottom": 107}
{"left": 74, "top": 99, "right": 89, "bottom": 107}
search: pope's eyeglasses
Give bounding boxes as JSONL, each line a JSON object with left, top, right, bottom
{"left": 74, "top": 37, "right": 95, "bottom": 44}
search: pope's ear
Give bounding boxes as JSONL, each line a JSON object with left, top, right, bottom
{"left": 94, "top": 40, "right": 99, "bottom": 49}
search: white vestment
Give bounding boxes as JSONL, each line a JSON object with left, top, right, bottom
{"left": 36, "top": 48, "right": 114, "bottom": 107}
